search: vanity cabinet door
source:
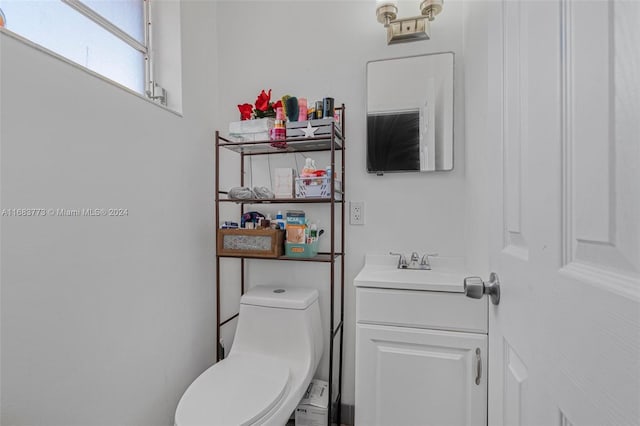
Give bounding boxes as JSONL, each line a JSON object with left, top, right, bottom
{"left": 355, "top": 323, "right": 487, "bottom": 426}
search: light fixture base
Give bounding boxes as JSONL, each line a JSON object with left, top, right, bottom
{"left": 386, "top": 16, "right": 431, "bottom": 45}
{"left": 420, "top": 0, "right": 443, "bottom": 21}
{"left": 376, "top": 3, "right": 398, "bottom": 26}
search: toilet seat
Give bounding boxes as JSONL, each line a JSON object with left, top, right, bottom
{"left": 175, "top": 352, "right": 290, "bottom": 426}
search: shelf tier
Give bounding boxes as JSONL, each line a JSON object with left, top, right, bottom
{"left": 217, "top": 134, "right": 343, "bottom": 155}
{"left": 217, "top": 252, "right": 343, "bottom": 262}
{"left": 217, "top": 197, "right": 343, "bottom": 204}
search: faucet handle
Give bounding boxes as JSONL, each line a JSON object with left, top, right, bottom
{"left": 390, "top": 252, "right": 408, "bottom": 269}
{"left": 420, "top": 253, "right": 439, "bottom": 265}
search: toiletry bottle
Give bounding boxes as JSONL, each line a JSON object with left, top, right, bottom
{"left": 275, "top": 211, "right": 286, "bottom": 230}
{"left": 315, "top": 101, "right": 323, "bottom": 119}
{"left": 323, "top": 97, "right": 334, "bottom": 118}
{"left": 270, "top": 107, "right": 286, "bottom": 141}
{"left": 298, "top": 98, "right": 308, "bottom": 122}
{"left": 301, "top": 158, "right": 316, "bottom": 177}
{"left": 310, "top": 223, "right": 318, "bottom": 241}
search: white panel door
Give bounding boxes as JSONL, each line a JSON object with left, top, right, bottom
{"left": 356, "top": 323, "right": 487, "bottom": 426}
{"left": 486, "top": 1, "right": 640, "bottom": 425}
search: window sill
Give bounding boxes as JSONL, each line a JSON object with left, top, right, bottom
{"left": 0, "top": 27, "right": 183, "bottom": 117}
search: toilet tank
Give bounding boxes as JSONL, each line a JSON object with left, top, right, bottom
{"left": 229, "top": 286, "right": 323, "bottom": 369}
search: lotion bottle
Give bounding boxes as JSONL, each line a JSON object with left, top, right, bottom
{"left": 301, "top": 158, "right": 316, "bottom": 177}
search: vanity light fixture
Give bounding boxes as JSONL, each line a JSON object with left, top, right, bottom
{"left": 376, "top": 0, "right": 443, "bottom": 45}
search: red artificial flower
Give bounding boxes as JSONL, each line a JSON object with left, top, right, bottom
{"left": 238, "top": 103, "right": 253, "bottom": 120}
{"left": 254, "top": 89, "right": 271, "bottom": 112}
{"left": 272, "top": 99, "right": 282, "bottom": 111}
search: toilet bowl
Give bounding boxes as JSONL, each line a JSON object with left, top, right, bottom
{"left": 175, "top": 286, "right": 323, "bottom": 426}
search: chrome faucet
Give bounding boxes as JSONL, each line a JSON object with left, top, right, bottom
{"left": 390, "top": 252, "right": 438, "bottom": 270}
{"left": 409, "top": 252, "right": 420, "bottom": 268}
{"left": 390, "top": 252, "right": 408, "bottom": 269}
{"left": 419, "top": 253, "right": 438, "bottom": 270}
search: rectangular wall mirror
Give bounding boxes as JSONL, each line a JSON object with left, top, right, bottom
{"left": 366, "top": 52, "right": 454, "bottom": 174}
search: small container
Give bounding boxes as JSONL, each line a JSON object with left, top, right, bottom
{"left": 217, "top": 228, "right": 285, "bottom": 258}
{"left": 295, "top": 176, "right": 342, "bottom": 200}
{"left": 298, "top": 98, "right": 308, "bottom": 122}
{"left": 275, "top": 211, "right": 286, "bottom": 230}
{"left": 315, "top": 101, "right": 323, "bottom": 119}
{"left": 262, "top": 214, "right": 271, "bottom": 229}
{"left": 301, "top": 158, "right": 316, "bottom": 177}
{"left": 309, "top": 223, "right": 318, "bottom": 241}
{"left": 270, "top": 123, "right": 286, "bottom": 140}
{"left": 270, "top": 107, "right": 286, "bottom": 140}
{"left": 285, "top": 240, "right": 319, "bottom": 258}
{"left": 325, "top": 166, "right": 332, "bottom": 178}
{"left": 322, "top": 97, "right": 334, "bottom": 118}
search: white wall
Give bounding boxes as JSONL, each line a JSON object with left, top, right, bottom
{"left": 1, "top": 1, "right": 481, "bottom": 422}
{"left": 214, "top": 0, "right": 467, "bottom": 407}
{"left": 462, "top": 0, "right": 491, "bottom": 275}
{"left": 0, "top": 2, "right": 217, "bottom": 425}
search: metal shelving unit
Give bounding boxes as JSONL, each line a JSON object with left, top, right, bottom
{"left": 214, "top": 106, "right": 346, "bottom": 425}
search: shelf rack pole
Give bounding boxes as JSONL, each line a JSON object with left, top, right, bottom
{"left": 338, "top": 104, "right": 346, "bottom": 426}
{"left": 328, "top": 112, "right": 336, "bottom": 426}
{"left": 327, "top": 104, "right": 346, "bottom": 426}
{"left": 215, "top": 131, "right": 222, "bottom": 362}
{"left": 240, "top": 153, "right": 246, "bottom": 295}
{"left": 332, "top": 104, "right": 346, "bottom": 425}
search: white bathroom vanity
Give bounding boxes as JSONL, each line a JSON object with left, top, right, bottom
{"left": 354, "top": 254, "right": 488, "bottom": 426}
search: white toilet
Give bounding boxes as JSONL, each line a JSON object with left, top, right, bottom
{"left": 175, "top": 286, "right": 324, "bottom": 426}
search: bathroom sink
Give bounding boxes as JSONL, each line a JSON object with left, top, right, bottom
{"left": 354, "top": 254, "right": 467, "bottom": 292}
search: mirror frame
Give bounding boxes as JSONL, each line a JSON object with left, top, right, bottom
{"left": 366, "top": 51, "right": 455, "bottom": 175}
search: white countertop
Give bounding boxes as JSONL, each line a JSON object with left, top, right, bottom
{"left": 354, "top": 254, "right": 468, "bottom": 293}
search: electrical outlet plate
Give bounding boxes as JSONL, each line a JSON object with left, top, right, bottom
{"left": 350, "top": 201, "right": 364, "bottom": 225}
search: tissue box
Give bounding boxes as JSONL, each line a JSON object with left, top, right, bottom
{"left": 228, "top": 118, "right": 274, "bottom": 142}
{"left": 295, "top": 379, "right": 328, "bottom": 426}
{"left": 273, "top": 168, "right": 296, "bottom": 198}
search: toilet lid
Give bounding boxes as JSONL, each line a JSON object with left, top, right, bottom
{"left": 175, "top": 352, "right": 290, "bottom": 426}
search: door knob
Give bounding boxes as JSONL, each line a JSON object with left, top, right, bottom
{"left": 464, "top": 272, "right": 500, "bottom": 305}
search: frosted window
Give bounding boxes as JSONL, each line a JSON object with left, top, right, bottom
{"left": 0, "top": 0, "right": 145, "bottom": 93}
{"left": 80, "top": 0, "right": 144, "bottom": 43}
